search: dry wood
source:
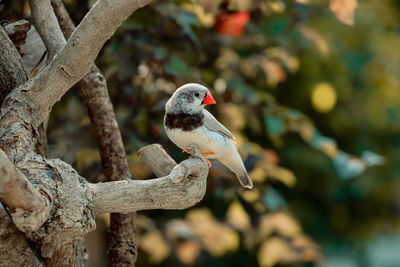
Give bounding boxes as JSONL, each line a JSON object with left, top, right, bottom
{"left": 0, "top": 26, "right": 29, "bottom": 103}
{"left": 29, "top": 0, "right": 66, "bottom": 60}
{"left": 23, "top": 0, "right": 152, "bottom": 128}
{"left": 51, "top": 0, "right": 140, "bottom": 264}
{"left": 137, "top": 144, "right": 178, "bottom": 177}
{"left": 0, "top": 203, "right": 44, "bottom": 267}
{"left": 0, "top": 148, "right": 51, "bottom": 232}
{"left": 0, "top": 0, "right": 212, "bottom": 265}
{"left": 91, "top": 144, "right": 209, "bottom": 214}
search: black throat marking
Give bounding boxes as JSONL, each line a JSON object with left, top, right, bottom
{"left": 164, "top": 112, "right": 204, "bottom": 131}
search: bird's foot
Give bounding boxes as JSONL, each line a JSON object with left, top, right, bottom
{"left": 184, "top": 148, "right": 214, "bottom": 168}
{"left": 186, "top": 144, "right": 210, "bottom": 168}
{"left": 204, "top": 158, "right": 212, "bottom": 168}
{"left": 201, "top": 152, "right": 215, "bottom": 168}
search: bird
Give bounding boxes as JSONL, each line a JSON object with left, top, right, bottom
{"left": 163, "top": 83, "right": 253, "bottom": 189}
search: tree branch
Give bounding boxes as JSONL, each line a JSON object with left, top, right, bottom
{"left": 28, "top": 0, "right": 66, "bottom": 60}
{"left": 0, "top": 203, "right": 43, "bottom": 266}
{"left": 50, "top": 0, "right": 76, "bottom": 39}
{"left": 19, "top": 0, "right": 152, "bottom": 128}
{"left": 0, "top": 26, "right": 29, "bottom": 103}
{"left": 137, "top": 143, "right": 177, "bottom": 177}
{"left": 0, "top": 148, "right": 51, "bottom": 232}
{"left": 51, "top": 1, "right": 142, "bottom": 264}
{"left": 90, "top": 144, "right": 209, "bottom": 214}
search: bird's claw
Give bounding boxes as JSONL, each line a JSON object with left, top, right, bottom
{"left": 204, "top": 158, "right": 212, "bottom": 168}
{"left": 186, "top": 144, "right": 210, "bottom": 168}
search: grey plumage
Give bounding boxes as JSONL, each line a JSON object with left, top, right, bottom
{"left": 164, "top": 83, "right": 253, "bottom": 189}
{"left": 202, "top": 109, "right": 236, "bottom": 142}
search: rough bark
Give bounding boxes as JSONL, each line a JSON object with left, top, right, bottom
{"left": 0, "top": 0, "right": 211, "bottom": 266}
{"left": 0, "top": 203, "right": 44, "bottom": 267}
{"left": 21, "top": 0, "right": 152, "bottom": 128}
{"left": 51, "top": 0, "right": 139, "bottom": 264}
{"left": 91, "top": 144, "right": 209, "bottom": 214}
{"left": 0, "top": 26, "right": 29, "bottom": 103}
{"left": 137, "top": 144, "right": 177, "bottom": 177}
{"left": 78, "top": 65, "right": 139, "bottom": 266}
{"left": 0, "top": 148, "right": 51, "bottom": 232}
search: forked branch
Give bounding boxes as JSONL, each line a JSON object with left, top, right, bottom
{"left": 90, "top": 144, "right": 209, "bottom": 214}
{"left": 17, "top": 0, "right": 151, "bottom": 128}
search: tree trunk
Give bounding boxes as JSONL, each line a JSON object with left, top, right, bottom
{"left": 0, "top": 0, "right": 209, "bottom": 265}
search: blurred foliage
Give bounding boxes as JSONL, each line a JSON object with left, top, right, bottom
{"left": 3, "top": 0, "right": 400, "bottom": 266}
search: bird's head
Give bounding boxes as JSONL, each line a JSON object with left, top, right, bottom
{"left": 165, "top": 83, "right": 216, "bottom": 114}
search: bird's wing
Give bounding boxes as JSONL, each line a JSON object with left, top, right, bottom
{"left": 202, "top": 109, "right": 236, "bottom": 142}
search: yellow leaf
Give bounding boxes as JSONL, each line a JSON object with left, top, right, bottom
{"left": 140, "top": 230, "right": 170, "bottom": 264}
{"left": 266, "top": 166, "right": 297, "bottom": 187}
{"left": 187, "top": 208, "right": 239, "bottom": 256}
{"left": 176, "top": 240, "right": 201, "bottom": 266}
{"left": 241, "top": 188, "right": 260, "bottom": 202}
{"left": 259, "top": 212, "right": 302, "bottom": 238}
{"left": 249, "top": 167, "right": 267, "bottom": 182}
{"left": 182, "top": 3, "right": 215, "bottom": 28}
{"left": 258, "top": 237, "right": 299, "bottom": 267}
{"left": 226, "top": 200, "right": 251, "bottom": 231}
{"left": 330, "top": 0, "right": 358, "bottom": 26}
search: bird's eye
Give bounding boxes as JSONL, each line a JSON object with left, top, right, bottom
{"left": 194, "top": 92, "right": 200, "bottom": 97}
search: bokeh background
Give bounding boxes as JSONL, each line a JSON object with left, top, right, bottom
{"left": 2, "top": 0, "right": 400, "bottom": 266}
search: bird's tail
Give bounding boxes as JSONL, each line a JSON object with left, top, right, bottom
{"left": 236, "top": 171, "right": 253, "bottom": 189}
{"left": 219, "top": 151, "right": 253, "bottom": 189}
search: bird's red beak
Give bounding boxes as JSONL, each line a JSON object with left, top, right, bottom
{"left": 203, "top": 92, "right": 216, "bottom": 105}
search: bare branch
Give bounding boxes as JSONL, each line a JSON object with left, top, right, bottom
{"left": 21, "top": 0, "right": 152, "bottom": 127}
{"left": 0, "top": 149, "right": 51, "bottom": 231}
{"left": 0, "top": 203, "right": 43, "bottom": 266}
{"left": 90, "top": 144, "right": 209, "bottom": 214}
{"left": 51, "top": 1, "right": 140, "bottom": 264}
{"left": 28, "top": 0, "right": 66, "bottom": 60}
{"left": 137, "top": 144, "right": 177, "bottom": 177}
{"left": 50, "top": 0, "right": 76, "bottom": 39}
{"left": 0, "top": 26, "right": 29, "bottom": 102}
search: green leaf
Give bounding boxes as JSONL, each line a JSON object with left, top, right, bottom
{"left": 265, "top": 115, "right": 285, "bottom": 136}
{"left": 264, "top": 187, "right": 287, "bottom": 210}
{"left": 164, "top": 57, "right": 190, "bottom": 76}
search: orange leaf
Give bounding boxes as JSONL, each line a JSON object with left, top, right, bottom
{"left": 215, "top": 11, "right": 250, "bottom": 37}
{"left": 330, "top": 0, "right": 358, "bottom": 26}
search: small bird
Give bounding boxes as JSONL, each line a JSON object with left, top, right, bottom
{"left": 164, "top": 83, "right": 253, "bottom": 189}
